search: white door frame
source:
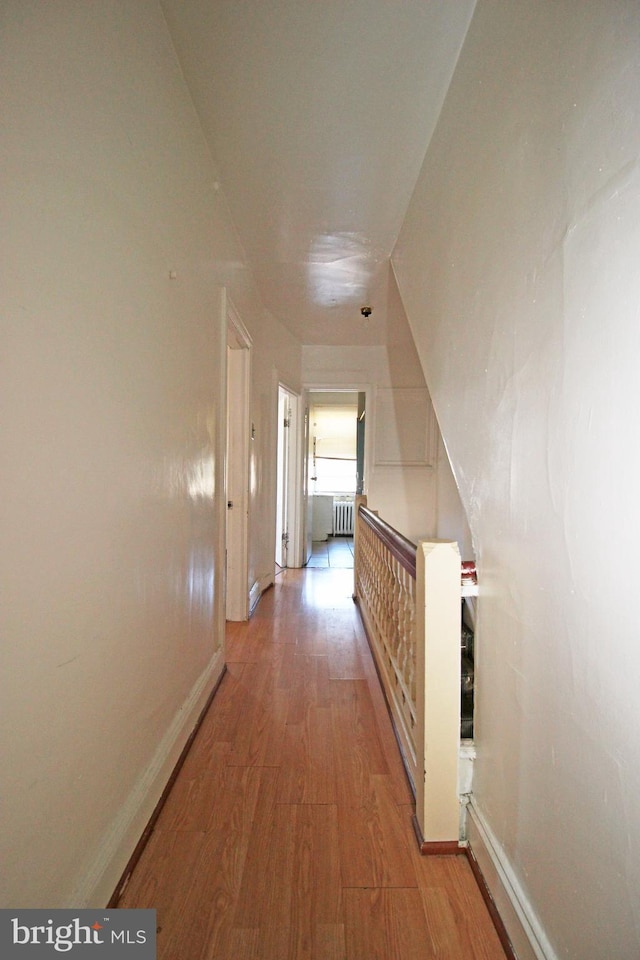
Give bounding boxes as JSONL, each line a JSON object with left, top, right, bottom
{"left": 275, "top": 382, "right": 305, "bottom": 569}
{"left": 302, "top": 398, "right": 313, "bottom": 565}
{"left": 303, "top": 383, "right": 372, "bottom": 536}
{"left": 278, "top": 381, "right": 370, "bottom": 571}
{"left": 275, "top": 387, "right": 289, "bottom": 568}
{"left": 226, "top": 299, "right": 252, "bottom": 620}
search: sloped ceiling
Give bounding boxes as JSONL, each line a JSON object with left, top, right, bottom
{"left": 161, "top": 0, "right": 476, "bottom": 345}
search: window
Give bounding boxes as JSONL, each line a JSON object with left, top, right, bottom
{"left": 311, "top": 403, "right": 357, "bottom": 495}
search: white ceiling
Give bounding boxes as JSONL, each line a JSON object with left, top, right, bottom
{"left": 161, "top": 0, "right": 476, "bottom": 346}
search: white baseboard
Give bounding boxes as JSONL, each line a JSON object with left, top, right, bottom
{"left": 68, "top": 649, "right": 225, "bottom": 908}
{"left": 249, "top": 573, "right": 274, "bottom": 614}
{"left": 466, "top": 800, "right": 558, "bottom": 960}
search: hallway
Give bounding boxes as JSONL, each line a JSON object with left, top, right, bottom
{"left": 306, "top": 536, "right": 355, "bottom": 569}
{"left": 118, "top": 567, "right": 505, "bottom": 959}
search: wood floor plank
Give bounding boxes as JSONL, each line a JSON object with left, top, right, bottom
{"left": 243, "top": 803, "right": 343, "bottom": 960}
{"left": 338, "top": 774, "right": 418, "bottom": 888}
{"left": 178, "top": 736, "right": 231, "bottom": 783}
{"left": 156, "top": 830, "right": 237, "bottom": 960}
{"left": 214, "top": 927, "right": 261, "bottom": 960}
{"left": 355, "top": 645, "right": 416, "bottom": 802}
{"left": 270, "top": 615, "right": 303, "bottom": 645}
{"left": 225, "top": 617, "right": 271, "bottom": 663}
{"left": 288, "top": 805, "right": 342, "bottom": 959}
{"left": 420, "top": 884, "right": 468, "bottom": 959}
{"left": 178, "top": 663, "right": 248, "bottom": 767}
{"left": 121, "top": 766, "right": 280, "bottom": 959}
{"left": 150, "top": 762, "right": 225, "bottom": 833}
{"left": 327, "top": 625, "right": 367, "bottom": 679}
{"left": 295, "top": 614, "right": 328, "bottom": 655}
{"left": 229, "top": 767, "right": 282, "bottom": 929}
{"left": 118, "top": 568, "right": 506, "bottom": 960}
{"left": 155, "top": 760, "right": 260, "bottom": 834}
{"left": 119, "top": 828, "right": 205, "bottom": 929}
{"left": 313, "top": 923, "right": 347, "bottom": 960}
{"left": 344, "top": 887, "right": 434, "bottom": 960}
{"left": 285, "top": 653, "right": 329, "bottom": 725}
{"left": 293, "top": 804, "right": 342, "bottom": 923}
{"left": 332, "top": 680, "right": 392, "bottom": 808}
{"left": 224, "top": 661, "right": 289, "bottom": 767}
{"left": 413, "top": 856, "right": 506, "bottom": 960}
{"left": 243, "top": 802, "right": 297, "bottom": 958}
{"left": 277, "top": 705, "right": 337, "bottom": 804}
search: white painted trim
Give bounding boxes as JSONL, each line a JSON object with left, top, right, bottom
{"left": 68, "top": 650, "right": 225, "bottom": 908}
{"left": 301, "top": 391, "right": 313, "bottom": 565}
{"left": 249, "top": 574, "right": 274, "bottom": 614}
{"left": 215, "top": 287, "right": 229, "bottom": 644}
{"left": 286, "top": 390, "right": 304, "bottom": 567}
{"left": 466, "top": 799, "right": 559, "bottom": 960}
{"left": 227, "top": 295, "right": 252, "bottom": 349}
{"left": 275, "top": 381, "right": 306, "bottom": 569}
{"left": 458, "top": 740, "right": 476, "bottom": 797}
{"left": 226, "top": 297, "right": 252, "bottom": 621}
{"left": 415, "top": 539, "right": 461, "bottom": 843}
{"left": 373, "top": 387, "right": 437, "bottom": 466}
{"left": 226, "top": 344, "right": 251, "bottom": 619}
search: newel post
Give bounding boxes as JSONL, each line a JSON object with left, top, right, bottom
{"left": 415, "top": 539, "right": 461, "bottom": 850}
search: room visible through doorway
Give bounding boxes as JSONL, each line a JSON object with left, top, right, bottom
{"left": 306, "top": 391, "right": 365, "bottom": 570}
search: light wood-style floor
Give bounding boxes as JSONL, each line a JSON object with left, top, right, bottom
{"left": 118, "top": 567, "right": 506, "bottom": 960}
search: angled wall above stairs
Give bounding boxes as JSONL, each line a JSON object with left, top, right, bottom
{"left": 393, "top": 2, "right": 640, "bottom": 958}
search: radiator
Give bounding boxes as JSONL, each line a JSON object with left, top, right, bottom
{"left": 332, "top": 499, "right": 355, "bottom": 536}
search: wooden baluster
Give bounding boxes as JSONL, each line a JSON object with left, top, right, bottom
{"left": 353, "top": 505, "right": 420, "bottom": 791}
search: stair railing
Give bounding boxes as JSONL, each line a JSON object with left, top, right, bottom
{"left": 354, "top": 494, "right": 463, "bottom": 851}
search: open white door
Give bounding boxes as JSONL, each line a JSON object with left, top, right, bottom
{"left": 302, "top": 398, "right": 313, "bottom": 565}
{"left": 275, "top": 388, "right": 289, "bottom": 567}
{"left": 276, "top": 384, "right": 305, "bottom": 569}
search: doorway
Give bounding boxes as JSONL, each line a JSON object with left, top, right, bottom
{"left": 305, "top": 391, "right": 365, "bottom": 569}
{"left": 275, "top": 384, "right": 301, "bottom": 569}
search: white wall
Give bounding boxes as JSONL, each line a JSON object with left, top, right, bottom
{"left": 435, "top": 436, "right": 474, "bottom": 562}
{"left": 0, "top": 0, "right": 299, "bottom": 908}
{"left": 393, "top": 1, "right": 640, "bottom": 957}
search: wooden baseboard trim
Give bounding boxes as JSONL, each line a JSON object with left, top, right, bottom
{"left": 465, "top": 843, "right": 518, "bottom": 960}
{"left": 422, "top": 840, "right": 463, "bottom": 855}
{"left": 107, "top": 665, "right": 227, "bottom": 907}
{"left": 411, "top": 815, "right": 464, "bottom": 856}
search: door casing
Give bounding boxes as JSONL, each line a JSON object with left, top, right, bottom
{"left": 226, "top": 300, "right": 252, "bottom": 620}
